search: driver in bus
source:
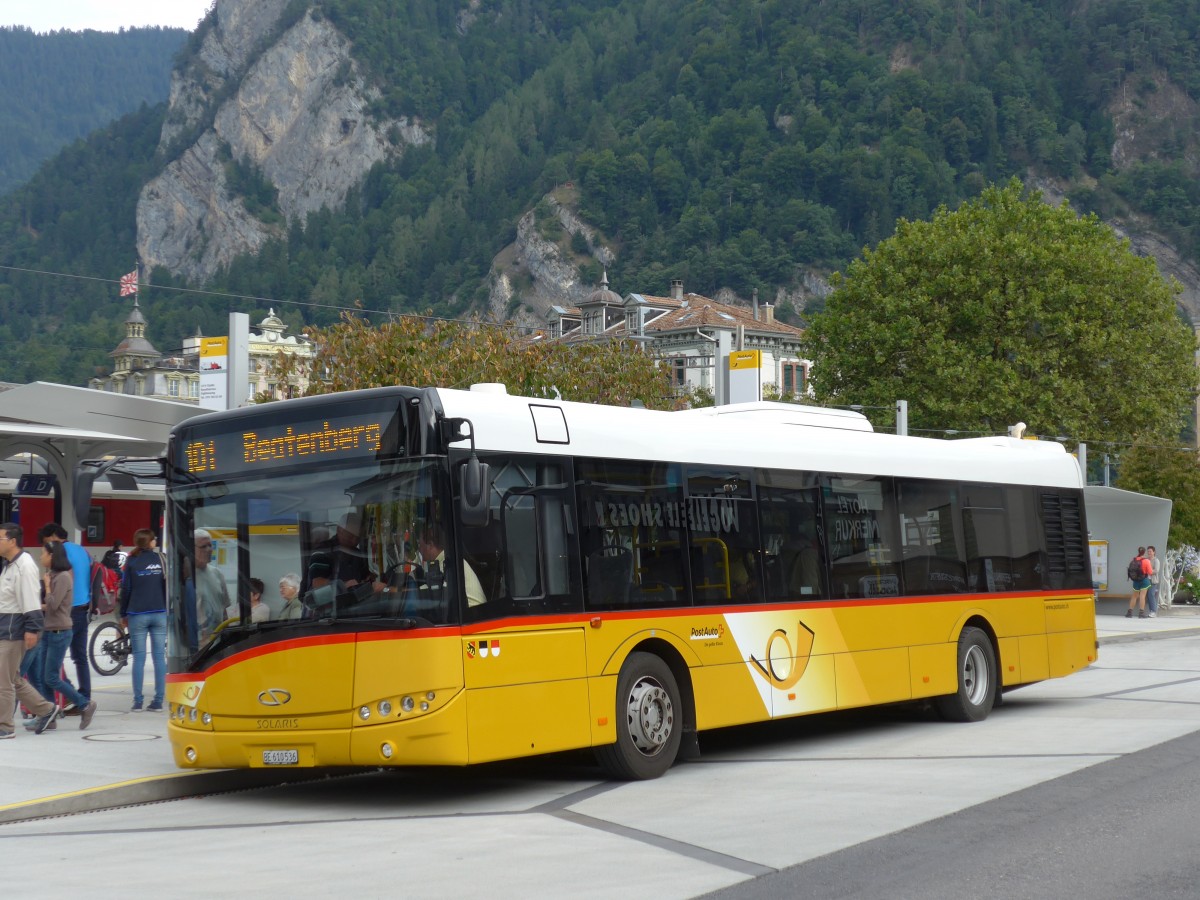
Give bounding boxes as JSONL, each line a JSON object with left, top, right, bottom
{"left": 416, "top": 523, "right": 486, "bottom": 607}
{"left": 331, "top": 512, "right": 374, "bottom": 587}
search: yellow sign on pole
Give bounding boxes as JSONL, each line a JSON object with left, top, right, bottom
{"left": 728, "top": 350, "right": 761, "bottom": 403}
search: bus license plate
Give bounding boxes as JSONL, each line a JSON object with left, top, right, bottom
{"left": 262, "top": 749, "right": 299, "bottom": 766}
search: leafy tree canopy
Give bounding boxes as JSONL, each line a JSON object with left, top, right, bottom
{"left": 802, "top": 179, "right": 1198, "bottom": 445}
{"left": 1116, "top": 443, "right": 1200, "bottom": 548}
{"left": 290, "top": 312, "right": 677, "bottom": 409}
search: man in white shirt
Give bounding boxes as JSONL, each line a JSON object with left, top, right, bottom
{"left": 0, "top": 522, "right": 59, "bottom": 738}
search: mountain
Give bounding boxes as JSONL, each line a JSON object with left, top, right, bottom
{"left": 2, "top": 0, "right": 1200, "bottom": 387}
{"left": 0, "top": 26, "right": 188, "bottom": 196}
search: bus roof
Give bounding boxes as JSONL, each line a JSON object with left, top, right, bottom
{"left": 436, "top": 386, "right": 1083, "bottom": 490}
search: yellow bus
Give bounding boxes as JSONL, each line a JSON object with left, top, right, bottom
{"left": 91, "top": 383, "right": 1096, "bottom": 779}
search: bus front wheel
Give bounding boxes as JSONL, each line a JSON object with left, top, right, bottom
{"left": 935, "top": 627, "right": 996, "bottom": 723}
{"left": 596, "top": 652, "right": 682, "bottom": 780}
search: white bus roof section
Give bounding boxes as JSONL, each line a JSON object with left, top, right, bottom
{"left": 439, "top": 386, "right": 1083, "bottom": 490}
{"left": 676, "top": 401, "right": 874, "bottom": 432}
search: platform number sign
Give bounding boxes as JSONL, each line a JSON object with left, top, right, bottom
{"left": 16, "top": 474, "right": 57, "bottom": 496}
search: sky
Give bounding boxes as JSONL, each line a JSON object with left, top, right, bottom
{"left": 1, "top": 0, "right": 213, "bottom": 33}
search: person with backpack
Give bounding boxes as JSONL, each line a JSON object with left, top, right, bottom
{"left": 120, "top": 529, "right": 167, "bottom": 712}
{"left": 1126, "top": 546, "right": 1153, "bottom": 619}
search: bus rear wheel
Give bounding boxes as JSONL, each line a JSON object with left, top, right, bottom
{"left": 596, "top": 652, "right": 682, "bottom": 780}
{"left": 935, "top": 627, "right": 996, "bottom": 723}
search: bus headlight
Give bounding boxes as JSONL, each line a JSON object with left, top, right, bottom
{"left": 359, "top": 705, "right": 371, "bottom": 720}
{"left": 378, "top": 700, "right": 392, "bottom": 717}
{"left": 401, "top": 696, "right": 415, "bottom": 712}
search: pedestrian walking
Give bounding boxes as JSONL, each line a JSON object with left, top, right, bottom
{"left": 38, "top": 523, "right": 93, "bottom": 709}
{"left": 120, "top": 529, "right": 167, "bottom": 712}
{"left": 0, "top": 522, "right": 59, "bottom": 739}
{"left": 1146, "top": 545, "right": 1163, "bottom": 617}
{"left": 1126, "top": 546, "right": 1153, "bottom": 618}
{"left": 38, "top": 541, "right": 97, "bottom": 729}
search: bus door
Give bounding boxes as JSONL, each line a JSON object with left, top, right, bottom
{"left": 459, "top": 454, "right": 589, "bottom": 763}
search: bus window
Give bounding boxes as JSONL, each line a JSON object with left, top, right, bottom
{"left": 576, "top": 458, "right": 687, "bottom": 610}
{"left": 758, "top": 470, "right": 826, "bottom": 600}
{"left": 465, "top": 453, "right": 581, "bottom": 620}
{"left": 961, "top": 484, "right": 1012, "bottom": 592}
{"left": 823, "top": 475, "right": 902, "bottom": 599}
{"left": 896, "top": 479, "right": 966, "bottom": 594}
{"left": 685, "top": 466, "right": 762, "bottom": 604}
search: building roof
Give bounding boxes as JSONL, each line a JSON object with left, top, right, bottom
{"left": 644, "top": 294, "right": 803, "bottom": 337}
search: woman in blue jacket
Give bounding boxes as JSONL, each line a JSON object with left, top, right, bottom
{"left": 120, "top": 529, "right": 167, "bottom": 712}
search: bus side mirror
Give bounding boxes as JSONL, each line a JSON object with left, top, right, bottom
{"left": 459, "top": 456, "right": 491, "bottom": 528}
{"left": 73, "top": 466, "right": 101, "bottom": 531}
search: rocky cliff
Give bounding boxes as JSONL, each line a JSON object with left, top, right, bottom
{"left": 137, "top": 0, "right": 429, "bottom": 282}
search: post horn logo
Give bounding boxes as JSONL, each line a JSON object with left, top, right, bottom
{"left": 257, "top": 688, "right": 292, "bottom": 706}
{"left": 749, "top": 621, "right": 816, "bottom": 690}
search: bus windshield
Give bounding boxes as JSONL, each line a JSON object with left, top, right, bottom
{"left": 166, "top": 457, "right": 455, "bottom": 672}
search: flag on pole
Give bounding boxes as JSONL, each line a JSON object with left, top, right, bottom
{"left": 119, "top": 269, "right": 138, "bottom": 296}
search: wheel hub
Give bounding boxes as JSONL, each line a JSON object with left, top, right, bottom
{"left": 626, "top": 678, "right": 674, "bottom": 755}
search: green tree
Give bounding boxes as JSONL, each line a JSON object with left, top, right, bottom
{"left": 284, "top": 312, "right": 678, "bottom": 410}
{"left": 1117, "top": 442, "right": 1200, "bottom": 548}
{"left": 802, "top": 179, "right": 1198, "bottom": 444}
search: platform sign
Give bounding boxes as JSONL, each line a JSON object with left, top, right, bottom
{"left": 15, "top": 473, "right": 57, "bottom": 496}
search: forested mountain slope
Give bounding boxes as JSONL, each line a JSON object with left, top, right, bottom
{"left": 0, "top": 26, "right": 187, "bottom": 195}
{"left": 0, "top": 0, "right": 1198, "bottom": 386}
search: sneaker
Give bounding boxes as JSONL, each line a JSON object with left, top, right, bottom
{"left": 130, "top": 701, "right": 143, "bottom": 712}
{"left": 61, "top": 703, "right": 82, "bottom": 717}
{"left": 1139, "top": 612, "right": 1147, "bottom": 618}
{"left": 1125, "top": 610, "right": 1133, "bottom": 618}
{"left": 1149, "top": 612, "right": 1157, "bottom": 618}
{"left": 23, "top": 717, "right": 56, "bottom": 731}
{"left": 79, "top": 701, "right": 97, "bottom": 730}
{"left": 0, "top": 729, "right": 14, "bottom": 739}
{"left": 146, "top": 700, "right": 163, "bottom": 712}
{"left": 34, "top": 704, "right": 61, "bottom": 735}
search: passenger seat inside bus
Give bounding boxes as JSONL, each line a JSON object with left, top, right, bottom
{"left": 587, "top": 545, "right": 633, "bottom": 606}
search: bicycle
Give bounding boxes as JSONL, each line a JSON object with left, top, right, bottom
{"left": 89, "top": 619, "right": 131, "bottom": 675}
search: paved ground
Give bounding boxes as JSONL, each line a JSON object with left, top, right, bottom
{"left": 2, "top": 609, "right": 1198, "bottom": 824}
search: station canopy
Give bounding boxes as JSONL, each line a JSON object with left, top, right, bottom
{"left": 0, "top": 382, "right": 205, "bottom": 536}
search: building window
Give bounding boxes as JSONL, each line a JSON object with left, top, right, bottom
{"left": 168, "top": 379, "right": 180, "bottom": 397}
{"left": 781, "top": 362, "right": 807, "bottom": 398}
{"left": 668, "top": 357, "right": 687, "bottom": 387}
{"left": 188, "top": 380, "right": 199, "bottom": 399}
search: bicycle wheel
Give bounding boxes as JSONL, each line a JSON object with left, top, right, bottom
{"left": 89, "top": 621, "right": 128, "bottom": 676}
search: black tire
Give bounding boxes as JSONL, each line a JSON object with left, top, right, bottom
{"left": 595, "top": 652, "right": 682, "bottom": 780}
{"left": 89, "top": 621, "right": 128, "bottom": 676}
{"left": 934, "top": 626, "right": 996, "bottom": 722}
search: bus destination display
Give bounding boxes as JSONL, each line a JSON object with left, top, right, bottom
{"left": 181, "top": 413, "right": 389, "bottom": 477}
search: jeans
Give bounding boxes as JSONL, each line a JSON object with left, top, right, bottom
{"left": 1147, "top": 583, "right": 1159, "bottom": 613}
{"left": 128, "top": 612, "right": 167, "bottom": 706}
{"left": 19, "top": 640, "right": 52, "bottom": 704}
{"left": 69, "top": 605, "right": 91, "bottom": 701}
{"left": 41, "top": 629, "right": 89, "bottom": 710}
